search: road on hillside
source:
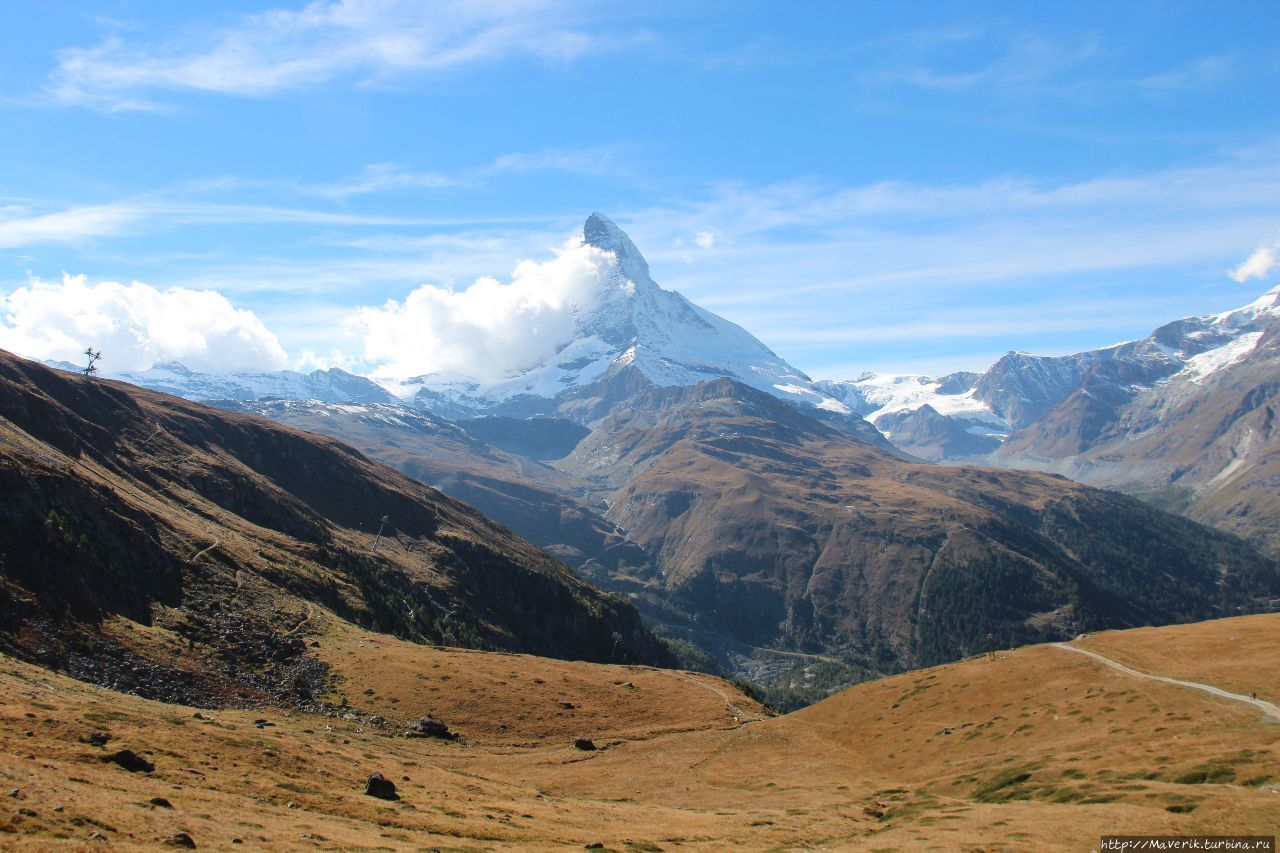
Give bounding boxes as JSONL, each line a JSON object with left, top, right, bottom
{"left": 1052, "top": 642, "right": 1280, "bottom": 723}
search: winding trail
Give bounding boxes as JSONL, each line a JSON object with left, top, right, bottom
{"left": 657, "top": 670, "right": 762, "bottom": 726}
{"left": 1052, "top": 642, "right": 1280, "bottom": 723}
{"left": 189, "top": 539, "right": 220, "bottom": 563}
{"left": 286, "top": 603, "right": 315, "bottom": 637}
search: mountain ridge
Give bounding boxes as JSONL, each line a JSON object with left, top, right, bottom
{"left": 0, "top": 348, "right": 671, "bottom": 705}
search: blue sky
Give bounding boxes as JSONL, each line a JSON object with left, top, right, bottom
{"left": 1, "top": 0, "right": 1278, "bottom": 378}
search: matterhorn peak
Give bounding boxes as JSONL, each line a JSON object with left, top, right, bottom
{"left": 583, "top": 212, "right": 652, "bottom": 285}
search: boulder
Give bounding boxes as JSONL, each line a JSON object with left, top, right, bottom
{"left": 573, "top": 738, "right": 596, "bottom": 751}
{"left": 364, "top": 772, "right": 398, "bottom": 800}
{"left": 405, "top": 716, "right": 454, "bottom": 740}
{"left": 104, "top": 749, "right": 154, "bottom": 772}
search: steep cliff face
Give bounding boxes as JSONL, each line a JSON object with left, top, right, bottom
{"left": 0, "top": 350, "right": 671, "bottom": 705}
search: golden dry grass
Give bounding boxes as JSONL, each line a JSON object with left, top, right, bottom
{"left": 3, "top": 613, "right": 1280, "bottom": 850}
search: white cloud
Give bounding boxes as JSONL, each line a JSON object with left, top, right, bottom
{"left": 0, "top": 204, "right": 144, "bottom": 248}
{"left": 1230, "top": 242, "right": 1278, "bottom": 283}
{"left": 0, "top": 274, "right": 287, "bottom": 373}
{"left": 346, "top": 238, "right": 614, "bottom": 381}
{"left": 48, "top": 0, "right": 630, "bottom": 110}
{"left": 485, "top": 146, "right": 626, "bottom": 178}
{"left": 310, "top": 163, "right": 460, "bottom": 199}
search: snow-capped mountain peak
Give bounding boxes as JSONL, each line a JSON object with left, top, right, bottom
{"left": 583, "top": 211, "right": 653, "bottom": 289}
{"left": 401, "top": 214, "right": 854, "bottom": 424}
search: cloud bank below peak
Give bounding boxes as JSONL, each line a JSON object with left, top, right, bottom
{"left": 346, "top": 237, "right": 618, "bottom": 382}
{"left": 0, "top": 275, "right": 287, "bottom": 373}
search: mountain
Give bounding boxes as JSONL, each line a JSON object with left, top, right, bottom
{"left": 552, "top": 377, "right": 1278, "bottom": 669}
{"left": 401, "top": 213, "right": 860, "bottom": 423}
{"left": 0, "top": 349, "right": 670, "bottom": 705}
{"left": 991, "top": 289, "right": 1280, "bottom": 556}
{"left": 184, "top": 373, "right": 1280, "bottom": 684}
{"left": 214, "top": 398, "right": 659, "bottom": 583}
{"left": 56, "top": 216, "right": 1280, "bottom": 679}
{"left": 819, "top": 286, "right": 1280, "bottom": 464}
{"left": 104, "top": 361, "right": 399, "bottom": 404}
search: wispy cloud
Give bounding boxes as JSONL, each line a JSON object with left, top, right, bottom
{"left": 0, "top": 203, "right": 145, "bottom": 248}
{"left": 859, "top": 26, "right": 1101, "bottom": 94}
{"left": 1141, "top": 54, "right": 1236, "bottom": 91}
{"left": 0, "top": 193, "right": 570, "bottom": 251}
{"left": 485, "top": 146, "right": 628, "bottom": 178}
{"left": 309, "top": 163, "right": 461, "bottom": 199}
{"left": 306, "top": 146, "right": 630, "bottom": 199}
{"left": 47, "top": 0, "right": 639, "bottom": 110}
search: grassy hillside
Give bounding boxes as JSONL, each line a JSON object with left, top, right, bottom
{"left": 2, "top": 611, "right": 1278, "bottom": 848}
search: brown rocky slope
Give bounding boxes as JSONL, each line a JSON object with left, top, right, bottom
{"left": 0, "top": 349, "right": 671, "bottom": 707}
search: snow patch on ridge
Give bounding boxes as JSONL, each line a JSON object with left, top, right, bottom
{"left": 1180, "top": 331, "right": 1263, "bottom": 382}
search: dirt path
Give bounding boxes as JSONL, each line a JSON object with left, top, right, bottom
{"left": 1052, "top": 641, "right": 1280, "bottom": 723}
{"left": 189, "top": 538, "right": 220, "bottom": 563}
{"left": 657, "top": 670, "right": 763, "bottom": 726}
{"left": 286, "top": 603, "right": 315, "bottom": 637}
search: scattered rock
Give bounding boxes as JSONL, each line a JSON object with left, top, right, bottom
{"left": 17, "top": 808, "right": 37, "bottom": 817}
{"left": 938, "top": 727, "right": 954, "bottom": 736}
{"left": 573, "top": 738, "right": 596, "bottom": 751}
{"left": 364, "top": 773, "right": 398, "bottom": 800}
{"left": 191, "top": 712, "right": 207, "bottom": 720}
{"left": 104, "top": 749, "right": 154, "bottom": 773}
{"left": 6, "top": 789, "right": 19, "bottom": 798}
{"left": 286, "top": 802, "right": 298, "bottom": 809}
{"left": 163, "top": 831, "right": 197, "bottom": 848}
{"left": 53, "top": 804, "right": 64, "bottom": 812}
{"left": 559, "top": 701, "right": 576, "bottom": 710}
{"left": 253, "top": 719, "right": 274, "bottom": 729}
{"left": 369, "top": 715, "right": 386, "bottom": 726}
{"left": 585, "top": 844, "right": 604, "bottom": 849}
{"left": 405, "top": 716, "right": 455, "bottom": 740}
{"left": 82, "top": 732, "right": 110, "bottom": 747}
{"left": 149, "top": 797, "right": 173, "bottom": 809}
